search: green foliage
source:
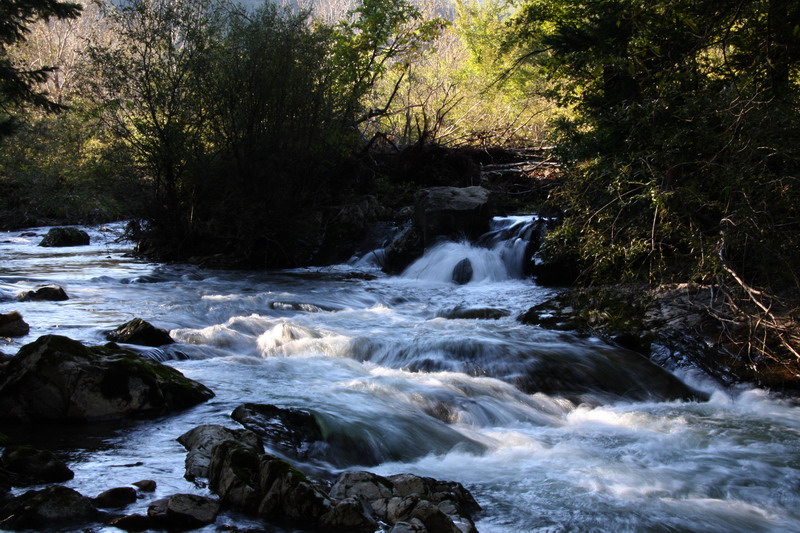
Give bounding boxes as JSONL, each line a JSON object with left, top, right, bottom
{"left": 514, "top": 0, "right": 800, "bottom": 292}
{"left": 0, "top": 0, "right": 82, "bottom": 139}
{"left": 0, "top": 100, "right": 137, "bottom": 227}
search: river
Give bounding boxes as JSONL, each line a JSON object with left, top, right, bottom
{"left": 1, "top": 220, "right": 799, "bottom": 532}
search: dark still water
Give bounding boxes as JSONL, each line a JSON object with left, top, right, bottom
{"left": 1, "top": 221, "right": 799, "bottom": 532}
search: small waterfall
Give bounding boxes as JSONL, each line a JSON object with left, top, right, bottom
{"left": 401, "top": 216, "right": 542, "bottom": 283}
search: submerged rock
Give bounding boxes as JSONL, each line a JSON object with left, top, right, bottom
{"left": 0, "top": 335, "right": 214, "bottom": 422}
{"left": 231, "top": 403, "right": 324, "bottom": 461}
{"left": 39, "top": 227, "right": 90, "bottom": 247}
{"left": 0, "top": 312, "right": 29, "bottom": 337}
{"left": 437, "top": 306, "right": 510, "bottom": 320}
{"left": 0, "top": 485, "right": 98, "bottom": 530}
{"left": 0, "top": 446, "right": 74, "bottom": 485}
{"left": 231, "top": 402, "right": 486, "bottom": 468}
{"left": 106, "top": 318, "right": 175, "bottom": 347}
{"left": 17, "top": 284, "right": 68, "bottom": 302}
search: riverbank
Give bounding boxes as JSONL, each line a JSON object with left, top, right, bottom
{"left": 519, "top": 284, "right": 800, "bottom": 396}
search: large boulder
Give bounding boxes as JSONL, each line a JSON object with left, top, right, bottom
{"left": 39, "top": 227, "right": 90, "bottom": 247}
{"left": 414, "top": 186, "right": 492, "bottom": 245}
{"left": 0, "top": 486, "right": 98, "bottom": 530}
{"left": 0, "top": 335, "right": 214, "bottom": 422}
{"left": 189, "top": 428, "right": 481, "bottom": 532}
{"left": 106, "top": 318, "right": 175, "bottom": 347}
{"left": 17, "top": 284, "right": 68, "bottom": 302}
{"left": 0, "top": 312, "right": 29, "bottom": 337}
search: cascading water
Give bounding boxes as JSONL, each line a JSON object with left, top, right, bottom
{"left": 1, "top": 221, "right": 799, "bottom": 533}
{"left": 400, "top": 216, "right": 542, "bottom": 283}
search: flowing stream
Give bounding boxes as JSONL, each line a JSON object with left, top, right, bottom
{"left": 1, "top": 220, "right": 799, "bottom": 532}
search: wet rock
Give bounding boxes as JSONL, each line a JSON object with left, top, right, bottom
{"left": 514, "top": 343, "right": 704, "bottom": 403}
{"left": 452, "top": 258, "right": 473, "bottom": 285}
{"left": 0, "top": 335, "right": 214, "bottom": 422}
{"left": 328, "top": 471, "right": 479, "bottom": 533}
{"left": 207, "top": 441, "right": 262, "bottom": 514}
{"left": 414, "top": 186, "right": 492, "bottom": 245}
{"left": 209, "top": 441, "right": 335, "bottom": 528}
{"left": 132, "top": 479, "right": 157, "bottom": 492}
{"left": 329, "top": 471, "right": 394, "bottom": 501}
{"left": 93, "top": 487, "right": 137, "bottom": 508}
{"left": 319, "top": 497, "right": 379, "bottom": 532}
{"left": 0, "top": 446, "right": 74, "bottom": 484}
{"left": 231, "top": 403, "right": 322, "bottom": 460}
{"left": 383, "top": 225, "right": 425, "bottom": 275}
{"left": 390, "top": 519, "right": 428, "bottom": 532}
{"left": 268, "top": 301, "right": 338, "bottom": 313}
{"left": 200, "top": 435, "right": 480, "bottom": 532}
{"left": 437, "top": 306, "right": 510, "bottom": 320}
{"left": 177, "top": 424, "right": 263, "bottom": 481}
{"left": 148, "top": 494, "right": 220, "bottom": 529}
{"left": 230, "top": 403, "right": 397, "bottom": 467}
{"left": 107, "top": 513, "right": 154, "bottom": 531}
{"left": 39, "top": 227, "right": 90, "bottom": 247}
{"left": 106, "top": 318, "right": 175, "bottom": 347}
{"left": 0, "top": 485, "right": 98, "bottom": 530}
{"left": 17, "top": 284, "right": 68, "bottom": 301}
{"left": 0, "top": 312, "right": 29, "bottom": 337}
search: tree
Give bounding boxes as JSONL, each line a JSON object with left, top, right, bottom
{"left": 511, "top": 0, "right": 800, "bottom": 287}
{"left": 0, "top": 0, "right": 82, "bottom": 139}
{"left": 511, "top": 0, "right": 800, "bottom": 376}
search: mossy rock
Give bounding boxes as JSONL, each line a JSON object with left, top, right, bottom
{"left": 0, "top": 335, "right": 213, "bottom": 422}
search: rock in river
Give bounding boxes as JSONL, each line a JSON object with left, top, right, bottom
{"left": 17, "top": 284, "right": 68, "bottom": 302}
{"left": 106, "top": 318, "right": 175, "bottom": 347}
{"left": 38, "top": 227, "right": 90, "bottom": 247}
{"left": 0, "top": 335, "right": 214, "bottom": 422}
{"left": 0, "top": 312, "right": 29, "bottom": 337}
{"left": 0, "top": 485, "right": 98, "bottom": 530}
